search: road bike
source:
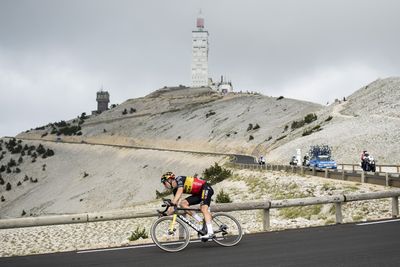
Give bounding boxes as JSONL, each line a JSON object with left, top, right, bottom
{"left": 150, "top": 199, "right": 243, "bottom": 252}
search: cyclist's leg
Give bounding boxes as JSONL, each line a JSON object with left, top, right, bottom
{"left": 200, "top": 185, "right": 214, "bottom": 238}
{"left": 183, "top": 195, "right": 202, "bottom": 222}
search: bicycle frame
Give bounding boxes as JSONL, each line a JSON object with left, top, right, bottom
{"left": 160, "top": 199, "right": 208, "bottom": 235}
{"left": 171, "top": 213, "right": 202, "bottom": 233}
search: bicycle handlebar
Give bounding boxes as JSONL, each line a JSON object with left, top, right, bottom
{"left": 157, "top": 199, "right": 175, "bottom": 216}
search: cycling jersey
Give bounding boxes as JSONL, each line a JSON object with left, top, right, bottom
{"left": 175, "top": 176, "right": 206, "bottom": 194}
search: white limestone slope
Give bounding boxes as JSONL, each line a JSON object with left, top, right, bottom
{"left": 266, "top": 77, "right": 400, "bottom": 165}
{"left": 0, "top": 140, "right": 224, "bottom": 218}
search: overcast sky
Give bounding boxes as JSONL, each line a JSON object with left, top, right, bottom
{"left": 1, "top": 0, "right": 399, "bottom": 137}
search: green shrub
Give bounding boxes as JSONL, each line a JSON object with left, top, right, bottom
{"left": 325, "top": 116, "right": 333, "bottom": 122}
{"left": 122, "top": 109, "right": 128, "bottom": 115}
{"left": 302, "top": 129, "right": 313, "bottom": 136}
{"left": 6, "top": 182, "right": 11, "bottom": 191}
{"left": 128, "top": 227, "right": 148, "bottom": 241}
{"left": 80, "top": 112, "right": 88, "bottom": 120}
{"left": 7, "top": 159, "right": 16, "bottom": 167}
{"left": 156, "top": 189, "right": 172, "bottom": 199}
{"left": 284, "top": 125, "right": 288, "bottom": 132}
{"left": 1, "top": 165, "right": 6, "bottom": 173}
{"left": 276, "top": 135, "right": 287, "bottom": 141}
{"left": 249, "top": 135, "right": 254, "bottom": 141}
{"left": 46, "top": 149, "right": 55, "bottom": 157}
{"left": 277, "top": 96, "right": 284, "bottom": 100}
{"left": 291, "top": 120, "right": 305, "bottom": 130}
{"left": 253, "top": 124, "right": 260, "bottom": 130}
{"left": 247, "top": 124, "right": 253, "bottom": 131}
{"left": 206, "top": 110, "right": 216, "bottom": 118}
{"left": 304, "top": 113, "right": 317, "bottom": 124}
{"left": 216, "top": 190, "right": 232, "bottom": 203}
{"left": 203, "top": 163, "right": 232, "bottom": 185}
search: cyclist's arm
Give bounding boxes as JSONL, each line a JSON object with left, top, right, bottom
{"left": 172, "top": 187, "right": 184, "bottom": 205}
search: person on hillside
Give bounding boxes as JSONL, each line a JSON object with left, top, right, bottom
{"left": 160, "top": 171, "right": 214, "bottom": 240}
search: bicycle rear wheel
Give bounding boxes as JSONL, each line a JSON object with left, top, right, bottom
{"left": 151, "top": 216, "right": 190, "bottom": 252}
{"left": 211, "top": 213, "right": 243, "bottom": 246}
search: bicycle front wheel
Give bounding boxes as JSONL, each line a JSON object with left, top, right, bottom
{"left": 151, "top": 216, "right": 190, "bottom": 252}
{"left": 211, "top": 213, "right": 243, "bottom": 247}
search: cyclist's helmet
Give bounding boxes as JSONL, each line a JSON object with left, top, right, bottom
{"left": 161, "top": 171, "right": 175, "bottom": 183}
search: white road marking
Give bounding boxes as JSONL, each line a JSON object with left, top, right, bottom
{"left": 76, "top": 239, "right": 204, "bottom": 254}
{"left": 356, "top": 219, "right": 400, "bottom": 226}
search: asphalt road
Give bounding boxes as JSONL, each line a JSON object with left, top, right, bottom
{"left": 1, "top": 219, "right": 400, "bottom": 267}
{"left": 234, "top": 154, "right": 257, "bottom": 164}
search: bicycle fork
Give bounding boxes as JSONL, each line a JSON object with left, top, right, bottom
{"left": 168, "top": 214, "right": 177, "bottom": 234}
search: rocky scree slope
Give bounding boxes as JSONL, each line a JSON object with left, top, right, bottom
{"left": 265, "top": 77, "right": 400, "bottom": 165}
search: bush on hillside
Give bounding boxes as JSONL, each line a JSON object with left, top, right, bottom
{"left": 7, "top": 159, "right": 16, "bottom": 168}
{"left": 304, "top": 113, "right": 317, "bottom": 124}
{"left": 128, "top": 227, "right": 148, "bottom": 241}
{"left": 247, "top": 124, "right": 253, "bottom": 131}
{"left": 156, "top": 189, "right": 172, "bottom": 199}
{"left": 206, "top": 110, "right": 216, "bottom": 118}
{"left": 291, "top": 120, "right": 305, "bottom": 130}
{"left": 6, "top": 182, "right": 11, "bottom": 191}
{"left": 276, "top": 135, "right": 287, "bottom": 141}
{"left": 203, "top": 163, "right": 232, "bottom": 185}
{"left": 216, "top": 190, "right": 232, "bottom": 203}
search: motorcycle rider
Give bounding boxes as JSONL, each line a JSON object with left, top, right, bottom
{"left": 360, "top": 150, "right": 367, "bottom": 170}
{"left": 361, "top": 151, "right": 376, "bottom": 172}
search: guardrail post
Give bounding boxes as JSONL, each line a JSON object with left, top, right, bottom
{"left": 324, "top": 169, "right": 328, "bottom": 178}
{"left": 312, "top": 167, "right": 316, "bottom": 176}
{"left": 379, "top": 165, "right": 382, "bottom": 173}
{"left": 335, "top": 202, "right": 343, "bottom": 224}
{"left": 341, "top": 170, "right": 345, "bottom": 180}
{"left": 386, "top": 173, "right": 389, "bottom": 187}
{"left": 352, "top": 165, "right": 355, "bottom": 172}
{"left": 262, "top": 209, "right": 270, "bottom": 231}
{"left": 301, "top": 166, "right": 304, "bottom": 175}
{"left": 361, "top": 171, "right": 365, "bottom": 183}
{"left": 392, "top": 197, "right": 399, "bottom": 218}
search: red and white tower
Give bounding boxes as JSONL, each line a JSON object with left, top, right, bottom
{"left": 191, "top": 11, "right": 209, "bottom": 87}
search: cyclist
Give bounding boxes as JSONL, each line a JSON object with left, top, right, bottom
{"left": 160, "top": 171, "right": 214, "bottom": 240}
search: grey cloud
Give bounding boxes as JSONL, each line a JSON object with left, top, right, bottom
{"left": 0, "top": 0, "right": 399, "bottom": 136}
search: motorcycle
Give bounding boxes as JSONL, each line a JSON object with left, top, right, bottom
{"left": 362, "top": 155, "right": 376, "bottom": 172}
{"left": 289, "top": 156, "right": 298, "bottom": 166}
{"left": 258, "top": 156, "right": 266, "bottom": 165}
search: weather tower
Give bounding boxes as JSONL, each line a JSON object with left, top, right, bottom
{"left": 191, "top": 10, "right": 209, "bottom": 87}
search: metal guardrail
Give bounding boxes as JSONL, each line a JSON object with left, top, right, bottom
{"left": 0, "top": 191, "right": 399, "bottom": 231}
{"left": 338, "top": 163, "right": 400, "bottom": 173}
{"left": 233, "top": 163, "right": 400, "bottom": 188}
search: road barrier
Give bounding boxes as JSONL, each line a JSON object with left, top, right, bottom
{"left": 233, "top": 163, "right": 400, "bottom": 188}
{"left": 0, "top": 191, "right": 399, "bottom": 231}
